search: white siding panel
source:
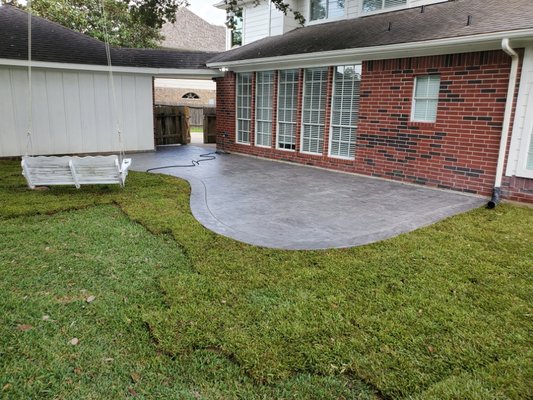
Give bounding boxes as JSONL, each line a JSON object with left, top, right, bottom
{"left": 0, "top": 69, "right": 18, "bottom": 156}
{"left": 507, "top": 47, "right": 533, "bottom": 177}
{"left": 0, "top": 66, "right": 155, "bottom": 157}
{"left": 243, "top": 2, "right": 271, "bottom": 44}
{"left": 62, "top": 72, "right": 84, "bottom": 152}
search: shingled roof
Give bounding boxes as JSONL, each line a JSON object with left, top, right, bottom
{"left": 0, "top": 5, "right": 217, "bottom": 69}
{"left": 208, "top": 0, "right": 533, "bottom": 65}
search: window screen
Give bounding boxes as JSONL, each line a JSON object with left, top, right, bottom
{"left": 236, "top": 73, "right": 252, "bottom": 144}
{"left": 412, "top": 75, "right": 440, "bottom": 123}
{"left": 302, "top": 68, "right": 328, "bottom": 154}
{"left": 363, "top": 0, "right": 406, "bottom": 12}
{"left": 255, "top": 71, "right": 274, "bottom": 147}
{"left": 310, "top": 0, "right": 345, "bottom": 21}
{"left": 329, "top": 65, "right": 361, "bottom": 159}
{"left": 277, "top": 69, "right": 299, "bottom": 150}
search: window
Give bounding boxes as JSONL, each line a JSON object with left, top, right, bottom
{"left": 182, "top": 92, "right": 199, "bottom": 99}
{"left": 277, "top": 69, "right": 299, "bottom": 150}
{"left": 310, "top": 0, "right": 345, "bottom": 21}
{"left": 236, "top": 73, "right": 252, "bottom": 144}
{"left": 362, "top": 0, "right": 406, "bottom": 13}
{"left": 228, "top": 8, "right": 243, "bottom": 47}
{"left": 329, "top": 65, "right": 361, "bottom": 159}
{"left": 302, "top": 68, "right": 328, "bottom": 154}
{"left": 255, "top": 71, "right": 275, "bottom": 147}
{"left": 412, "top": 75, "right": 440, "bottom": 123}
{"left": 527, "top": 126, "right": 533, "bottom": 170}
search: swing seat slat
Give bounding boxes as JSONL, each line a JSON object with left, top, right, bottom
{"left": 21, "top": 155, "right": 132, "bottom": 189}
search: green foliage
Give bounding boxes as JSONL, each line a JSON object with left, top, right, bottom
{"left": 0, "top": 160, "right": 532, "bottom": 399}
{"left": 8, "top": 0, "right": 188, "bottom": 48}
{"left": 224, "top": 0, "right": 305, "bottom": 31}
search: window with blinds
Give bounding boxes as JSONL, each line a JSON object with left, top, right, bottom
{"left": 362, "top": 0, "right": 406, "bottom": 12}
{"left": 236, "top": 73, "right": 252, "bottom": 144}
{"left": 302, "top": 68, "right": 328, "bottom": 154}
{"left": 412, "top": 75, "right": 440, "bottom": 123}
{"left": 255, "top": 71, "right": 275, "bottom": 147}
{"left": 329, "top": 65, "right": 361, "bottom": 159}
{"left": 277, "top": 69, "right": 299, "bottom": 150}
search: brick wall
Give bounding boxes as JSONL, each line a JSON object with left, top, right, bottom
{"left": 215, "top": 50, "right": 533, "bottom": 204}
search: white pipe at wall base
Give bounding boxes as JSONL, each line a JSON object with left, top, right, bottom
{"left": 488, "top": 38, "right": 519, "bottom": 208}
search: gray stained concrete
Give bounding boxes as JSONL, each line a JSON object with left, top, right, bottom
{"left": 131, "top": 145, "right": 485, "bottom": 250}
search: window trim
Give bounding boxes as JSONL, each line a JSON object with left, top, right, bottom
{"left": 276, "top": 69, "right": 299, "bottom": 152}
{"left": 328, "top": 65, "right": 361, "bottom": 160}
{"left": 411, "top": 75, "right": 440, "bottom": 123}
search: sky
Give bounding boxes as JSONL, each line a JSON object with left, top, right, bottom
{"left": 185, "top": 0, "right": 226, "bottom": 26}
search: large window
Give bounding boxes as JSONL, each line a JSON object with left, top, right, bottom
{"left": 301, "top": 68, "right": 328, "bottom": 154}
{"left": 329, "top": 65, "right": 361, "bottom": 159}
{"left": 412, "top": 75, "right": 440, "bottom": 123}
{"left": 255, "top": 71, "right": 275, "bottom": 147}
{"left": 277, "top": 69, "right": 299, "bottom": 150}
{"left": 236, "top": 73, "right": 252, "bottom": 144}
{"left": 310, "top": 0, "right": 345, "bottom": 21}
{"left": 362, "top": 0, "right": 406, "bottom": 13}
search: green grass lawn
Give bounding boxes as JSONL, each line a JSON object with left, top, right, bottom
{"left": 1, "top": 160, "right": 532, "bottom": 399}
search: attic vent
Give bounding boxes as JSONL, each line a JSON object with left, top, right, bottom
{"left": 182, "top": 92, "right": 200, "bottom": 99}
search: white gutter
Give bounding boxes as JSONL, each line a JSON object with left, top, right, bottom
{"left": 0, "top": 58, "right": 221, "bottom": 78}
{"left": 207, "top": 28, "right": 533, "bottom": 70}
{"left": 488, "top": 38, "right": 520, "bottom": 208}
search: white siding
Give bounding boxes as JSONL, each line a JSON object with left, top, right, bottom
{"left": 507, "top": 46, "right": 533, "bottom": 178}
{"left": 0, "top": 66, "right": 154, "bottom": 157}
{"left": 243, "top": 2, "right": 271, "bottom": 44}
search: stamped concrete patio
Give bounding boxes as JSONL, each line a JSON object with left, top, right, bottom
{"left": 131, "top": 145, "right": 484, "bottom": 250}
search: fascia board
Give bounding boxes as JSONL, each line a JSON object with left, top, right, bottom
{"left": 0, "top": 58, "right": 221, "bottom": 78}
{"left": 207, "top": 29, "right": 533, "bottom": 71}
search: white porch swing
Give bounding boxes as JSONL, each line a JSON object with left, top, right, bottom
{"left": 21, "top": 0, "right": 132, "bottom": 189}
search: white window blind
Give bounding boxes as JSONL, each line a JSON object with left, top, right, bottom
{"left": 310, "top": 0, "right": 345, "bottom": 21}
{"left": 363, "top": 0, "right": 406, "bottom": 12}
{"left": 412, "top": 75, "right": 440, "bottom": 123}
{"left": 277, "top": 69, "right": 299, "bottom": 150}
{"left": 302, "top": 68, "right": 328, "bottom": 154}
{"left": 236, "top": 73, "right": 252, "bottom": 144}
{"left": 329, "top": 65, "right": 361, "bottom": 159}
{"left": 255, "top": 71, "right": 275, "bottom": 147}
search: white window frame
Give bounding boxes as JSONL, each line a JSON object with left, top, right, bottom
{"left": 236, "top": 72, "right": 252, "bottom": 145}
{"left": 328, "top": 65, "right": 362, "bottom": 160}
{"left": 301, "top": 67, "right": 328, "bottom": 155}
{"left": 255, "top": 71, "right": 275, "bottom": 148}
{"left": 276, "top": 69, "right": 299, "bottom": 152}
{"left": 308, "top": 0, "right": 346, "bottom": 23}
{"left": 362, "top": 0, "right": 408, "bottom": 15}
{"left": 411, "top": 75, "right": 440, "bottom": 123}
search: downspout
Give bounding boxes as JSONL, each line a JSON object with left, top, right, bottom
{"left": 488, "top": 38, "right": 519, "bottom": 208}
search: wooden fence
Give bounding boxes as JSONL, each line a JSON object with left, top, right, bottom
{"left": 153, "top": 105, "right": 190, "bottom": 146}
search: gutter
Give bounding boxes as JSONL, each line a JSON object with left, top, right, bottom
{"left": 206, "top": 28, "right": 533, "bottom": 70}
{"left": 487, "top": 38, "right": 520, "bottom": 208}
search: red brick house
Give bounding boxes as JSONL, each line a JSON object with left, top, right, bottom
{"left": 208, "top": 0, "right": 533, "bottom": 205}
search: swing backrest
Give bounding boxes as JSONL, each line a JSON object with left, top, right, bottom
{"left": 22, "top": 155, "right": 132, "bottom": 189}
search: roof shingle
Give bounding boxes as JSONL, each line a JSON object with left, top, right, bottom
{"left": 208, "top": 0, "right": 533, "bottom": 65}
{"left": 0, "top": 5, "right": 218, "bottom": 69}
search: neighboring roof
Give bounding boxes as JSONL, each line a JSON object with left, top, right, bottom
{"left": 160, "top": 7, "right": 225, "bottom": 52}
{"left": 0, "top": 5, "right": 217, "bottom": 70}
{"left": 208, "top": 0, "right": 533, "bottom": 65}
